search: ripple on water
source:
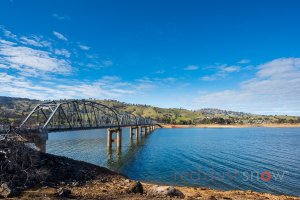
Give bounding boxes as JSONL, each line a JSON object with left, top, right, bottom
{"left": 46, "top": 128, "right": 300, "bottom": 197}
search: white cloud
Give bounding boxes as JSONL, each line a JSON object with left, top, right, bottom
{"left": 54, "top": 48, "right": 71, "bottom": 58}
{"left": 201, "top": 64, "right": 240, "bottom": 81}
{"left": 102, "top": 60, "right": 113, "bottom": 67}
{"left": 194, "top": 58, "right": 300, "bottom": 115}
{"left": 154, "top": 70, "right": 165, "bottom": 74}
{"left": 78, "top": 44, "right": 90, "bottom": 50}
{"left": 52, "top": 13, "right": 71, "bottom": 20}
{"left": 184, "top": 65, "right": 199, "bottom": 70}
{"left": 0, "top": 26, "right": 17, "bottom": 39}
{"left": 238, "top": 59, "right": 251, "bottom": 64}
{"left": 0, "top": 27, "right": 141, "bottom": 100}
{"left": 0, "top": 39, "right": 72, "bottom": 77}
{"left": 221, "top": 65, "right": 240, "bottom": 72}
{"left": 53, "top": 31, "right": 68, "bottom": 41}
{"left": 201, "top": 75, "right": 217, "bottom": 81}
{"left": 19, "top": 36, "right": 51, "bottom": 48}
{"left": 0, "top": 72, "right": 147, "bottom": 100}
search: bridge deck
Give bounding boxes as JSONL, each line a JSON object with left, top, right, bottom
{"left": 19, "top": 124, "right": 158, "bottom": 133}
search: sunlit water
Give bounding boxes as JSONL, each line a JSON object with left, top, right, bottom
{"left": 45, "top": 128, "right": 300, "bottom": 196}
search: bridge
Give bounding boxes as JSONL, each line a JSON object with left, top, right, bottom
{"left": 19, "top": 100, "right": 160, "bottom": 148}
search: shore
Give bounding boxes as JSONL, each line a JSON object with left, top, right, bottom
{"left": 162, "top": 123, "right": 300, "bottom": 128}
{"left": 20, "top": 180, "right": 300, "bottom": 200}
{"left": 2, "top": 135, "right": 299, "bottom": 200}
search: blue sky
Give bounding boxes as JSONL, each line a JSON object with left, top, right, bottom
{"left": 1, "top": 0, "right": 300, "bottom": 115}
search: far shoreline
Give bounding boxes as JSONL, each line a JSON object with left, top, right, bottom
{"left": 161, "top": 123, "right": 300, "bottom": 128}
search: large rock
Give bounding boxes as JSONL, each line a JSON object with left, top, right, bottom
{"left": 56, "top": 187, "right": 71, "bottom": 197}
{"left": 0, "top": 183, "right": 18, "bottom": 198}
{"left": 147, "top": 185, "right": 185, "bottom": 198}
{"left": 207, "top": 196, "right": 218, "bottom": 200}
{"left": 127, "top": 181, "right": 143, "bottom": 194}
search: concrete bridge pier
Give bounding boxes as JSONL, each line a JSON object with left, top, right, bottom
{"left": 107, "top": 128, "right": 122, "bottom": 148}
{"left": 139, "top": 126, "right": 144, "bottom": 136}
{"left": 129, "top": 126, "right": 139, "bottom": 140}
{"left": 144, "top": 126, "right": 148, "bottom": 136}
{"left": 20, "top": 131, "right": 48, "bottom": 153}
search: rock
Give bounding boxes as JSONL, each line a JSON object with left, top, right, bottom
{"left": 127, "top": 181, "right": 143, "bottom": 194}
{"left": 56, "top": 187, "right": 71, "bottom": 197}
{"left": 0, "top": 183, "right": 19, "bottom": 198}
{"left": 125, "top": 179, "right": 130, "bottom": 183}
{"left": 60, "top": 181, "right": 66, "bottom": 185}
{"left": 148, "top": 185, "right": 185, "bottom": 198}
{"left": 71, "top": 181, "right": 79, "bottom": 187}
{"left": 207, "top": 195, "right": 217, "bottom": 200}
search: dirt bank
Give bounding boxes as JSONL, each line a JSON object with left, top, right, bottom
{"left": 19, "top": 180, "right": 300, "bottom": 200}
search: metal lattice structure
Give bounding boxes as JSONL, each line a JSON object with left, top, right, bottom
{"left": 19, "top": 100, "right": 156, "bottom": 132}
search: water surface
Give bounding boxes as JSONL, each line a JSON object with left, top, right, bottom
{"left": 45, "top": 128, "right": 300, "bottom": 196}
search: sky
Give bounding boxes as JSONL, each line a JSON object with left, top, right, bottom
{"left": 0, "top": 0, "right": 300, "bottom": 115}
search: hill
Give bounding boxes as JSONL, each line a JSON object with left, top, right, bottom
{"left": 0, "top": 96, "right": 299, "bottom": 127}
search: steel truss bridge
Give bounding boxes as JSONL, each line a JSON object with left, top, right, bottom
{"left": 19, "top": 100, "right": 158, "bottom": 132}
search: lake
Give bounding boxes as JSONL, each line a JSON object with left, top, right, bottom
{"left": 45, "top": 128, "right": 300, "bottom": 196}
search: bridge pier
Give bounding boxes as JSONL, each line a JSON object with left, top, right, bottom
{"left": 19, "top": 131, "right": 48, "bottom": 153}
{"left": 142, "top": 126, "right": 147, "bottom": 136}
{"left": 107, "top": 128, "right": 122, "bottom": 148}
{"left": 130, "top": 126, "right": 139, "bottom": 140}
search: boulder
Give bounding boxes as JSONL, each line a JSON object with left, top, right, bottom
{"left": 56, "top": 187, "right": 71, "bottom": 197}
{"left": 207, "top": 196, "right": 218, "bottom": 200}
{"left": 0, "top": 183, "right": 19, "bottom": 198}
{"left": 148, "top": 185, "right": 185, "bottom": 198}
{"left": 127, "top": 181, "right": 143, "bottom": 194}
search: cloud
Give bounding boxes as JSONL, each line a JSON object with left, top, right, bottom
{"left": 102, "top": 60, "right": 113, "bottom": 67}
{"left": 221, "top": 65, "right": 240, "bottom": 72}
{"left": 52, "top": 13, "right": 71, "bottom": 20}
{"left": 0, "top": 26, "right": 17, "bottom": 39}
{"left": 78, "top": 44, "right": 90, "bottom": 50}
{"left": 0, "top": 27, "right": 142, "bottom": 101}
{"left": 184, "top": 65, "right": 199, "bottom": 70}
{"left": 238, "top": 59, "right": 251, "bottom": 64}
{"left": 0, "top": 72, "right": 151, "bottom": 100}
{"left": 201, "top": 64, "right": 240, "bottom": 81}
{"left": 0, "top": 39, "right": 72, "bottom": 77}
{"left": 154, "top": 70, "right": 165, "bottom": 74}
{"left": 194, "top": 57, "right": 300, "bottom": 115}
{"left": 201, "top": 76, "right": 217, "bottom": 81}
{"left": 53, "top": 31, "right": 68, "bottom": 41}
{"left": 20, "top": 36, "right": 51, "bottom": 48}
{"left": 54, "top": 48, "right": 71, "bottom": 58}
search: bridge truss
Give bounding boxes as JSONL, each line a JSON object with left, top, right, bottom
{"left": 19, "top": 100, "right": 155, "bottom": 132}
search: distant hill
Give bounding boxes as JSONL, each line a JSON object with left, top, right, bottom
{"left": 197, "top": 108, "right": 252, "bottom": 117}
{"left": 0, "top": 96, "right": 299, "bottom": 126}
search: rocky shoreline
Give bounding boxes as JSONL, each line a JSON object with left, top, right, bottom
{"left": 0, "top": 134, "right": 299, "bottom": 200}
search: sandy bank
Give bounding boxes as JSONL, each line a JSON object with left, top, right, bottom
{"left": 20, "top": 179, "right": 300, "bottom": 200}
{"left": 162, "top": 123, "right": 300, "bottom": 128}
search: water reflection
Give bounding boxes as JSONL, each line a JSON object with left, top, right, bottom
{"left": 106, "top": 130, "right": 149, "bottom": 170}
{"left": 22, "top": 127, "right": 152, "bottom": 172}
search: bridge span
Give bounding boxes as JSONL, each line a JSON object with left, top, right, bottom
{"left": 19, "top": 100, "right": 160, "bottom": 148}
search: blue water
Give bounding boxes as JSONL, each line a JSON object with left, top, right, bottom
{"left": 46, "top": 128, "right": 300, "bottom": 196}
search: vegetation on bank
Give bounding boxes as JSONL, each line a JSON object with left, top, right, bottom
{"left": 0, "top": 96, "right": 300, "bottom": 127}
